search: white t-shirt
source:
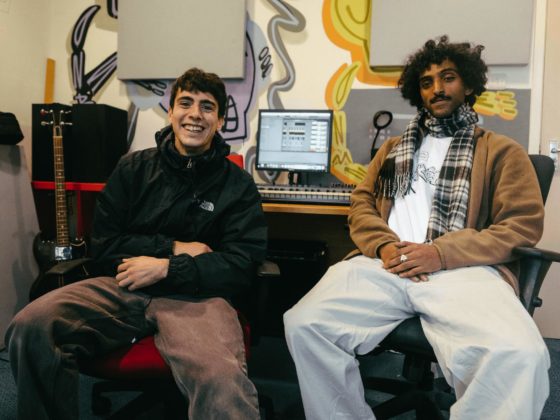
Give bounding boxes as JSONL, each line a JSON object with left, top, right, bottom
{"left": 387, "top": 134, "right": 452, "bottom": 243}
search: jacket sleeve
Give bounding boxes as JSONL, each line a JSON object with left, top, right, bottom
{"left": 163, "top": 178, "right": 267, "bottom": 298}
{"left": 91, "top": 157, "right": 175, "bottom": 275}
{"left": 349, "top": 138, "right": 400, "bottom": 258}
{"left": 433, "top": 142, "right": 544, "bottom": 269}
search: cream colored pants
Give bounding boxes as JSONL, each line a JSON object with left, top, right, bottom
{"left": 284, "top": 256, "right": 550, "bottom": 420}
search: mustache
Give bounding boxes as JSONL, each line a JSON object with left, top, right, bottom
{"left": 431, "top": 93, "right": 450, "bottom": 104}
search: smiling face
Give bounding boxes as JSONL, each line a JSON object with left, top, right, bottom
{"left": 168, "top": 89, "right": 224, "bottom": 156}
{"left": 419, "top": 59, "right": 473, "bottom": 118}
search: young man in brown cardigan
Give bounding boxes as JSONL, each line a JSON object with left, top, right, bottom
{"left": 284, "top": 36, "right": 550, "bottom": 420}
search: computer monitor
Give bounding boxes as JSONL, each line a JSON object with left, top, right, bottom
{"left": 256, "top": 109, "right": 333, "bottom": 174}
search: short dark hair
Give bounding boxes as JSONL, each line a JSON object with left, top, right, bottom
{"left": 398, "top": 35, "right": 488, "bottom": 108}
{"left": 169, "top": 68, "right": 227, "bottom": 118}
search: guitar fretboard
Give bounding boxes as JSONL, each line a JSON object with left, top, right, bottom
{"left": 53, "top": 133, "right": 70, "bottom": 247}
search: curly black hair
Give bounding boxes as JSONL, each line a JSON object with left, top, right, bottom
{"left": 398, "top": 35, "right": 488, "bottom": 108}
{"left": 169, "top": 68, "right": 227, "bottom": 118}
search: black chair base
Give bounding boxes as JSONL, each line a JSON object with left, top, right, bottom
{"left": 90, "top": 378, "right": 185, "bottom": 419}
{"left": 365, "top": 374, "right": 454, "bottom": 420}
{"left": 361, "top": 341, "right": 455, "bottom": 420}
{"left": 90, "top": 377, "right": 276, "bottom": 419}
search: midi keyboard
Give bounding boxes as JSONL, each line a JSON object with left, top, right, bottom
{"left": 257, "top": 184, "right": 353, "bottom": 205}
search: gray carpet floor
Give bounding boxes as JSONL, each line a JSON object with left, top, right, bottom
{"left": 0, "top": 337, "right": 558, "bottom": 419}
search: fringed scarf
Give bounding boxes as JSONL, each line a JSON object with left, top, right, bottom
{"left": 374, "top": 103, "right": 479, "bottom": 241}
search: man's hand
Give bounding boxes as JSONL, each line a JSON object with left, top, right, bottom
{"left": 116, "top": 256, "right": 169, "bottom": 291}
{"left": 379, "top": 242, "right": 428, "bottom": 282}
{"left": 173, "top": 241, "right": 213, "bottom": 257}
{"left": 379, "top": 242, "right": 401, "bottom": 267}
{"left": 379, "top": 241, "right": 442, "bottom": 282}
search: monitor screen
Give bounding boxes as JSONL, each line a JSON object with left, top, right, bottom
{"left": 256, "top": 109, "right": 333, "bottom": 173}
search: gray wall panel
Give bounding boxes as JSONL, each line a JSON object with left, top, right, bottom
{"left": 369, "top": 0, "right": 533, "bottom": 67}
{"left": 118, "top": 0, "right": 246, "bottom": 79}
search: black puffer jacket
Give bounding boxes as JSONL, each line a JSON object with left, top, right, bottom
{"left": 91, "top": 125, "right": 267, "bottom": 301}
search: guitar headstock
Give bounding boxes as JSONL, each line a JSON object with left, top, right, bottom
{"left": 40, "top": 107, "right": 72, "bottom": 137}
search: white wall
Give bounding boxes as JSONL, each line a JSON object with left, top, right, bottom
{"left": 0, "top": 0, "right": 47, "bottom": 338}
{"left": 0, "top": 0, "right": 49, "bottom": 168}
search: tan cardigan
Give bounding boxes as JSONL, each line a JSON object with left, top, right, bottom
{"left": 348, "top": 129, "right": 544, "bottom": 293}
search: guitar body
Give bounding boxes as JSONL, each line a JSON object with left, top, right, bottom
{"left": 32, "top": 232, "right": 87, "bottom": 270}
{"left": 30, "top": 232, "right": 90, "bottom": 301}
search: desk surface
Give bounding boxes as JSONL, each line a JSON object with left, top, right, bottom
{"left": 262, "top": 202, "right": 349, "bottom": 216}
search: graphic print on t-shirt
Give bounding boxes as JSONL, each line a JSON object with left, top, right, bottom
{"left": 413, "top": 150, "right": 440, "bottom": 186}
{"left": 388, "top": 135, "right": 452, "bottom": 243}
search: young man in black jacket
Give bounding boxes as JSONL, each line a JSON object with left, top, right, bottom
{"left": 5, "top": 68, "right": 267, "bottom": 419}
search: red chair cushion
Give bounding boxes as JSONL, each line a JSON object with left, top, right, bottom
{"left": 82, "top": 312, "right": 251, "bottom": 380}
{"left": 82, "top": 336, "right": 172, "bottom": 380}
{"left": 226, "top": 154, "right": 244, "bottom": 169}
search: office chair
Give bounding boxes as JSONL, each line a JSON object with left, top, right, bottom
{"left": 362, "top": 154, "right": 559, "bottom": 420}
{"left": 79, "top": 262, "right": 279, "bottom": 419}
{"left": 76, "top": 154, "right": 279, "bottom": 419}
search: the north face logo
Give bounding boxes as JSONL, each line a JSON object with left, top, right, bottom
{"left": 199, "top": 200, "right": 215, "bottom": 212}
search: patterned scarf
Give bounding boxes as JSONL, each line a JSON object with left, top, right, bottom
{"left": 374, "top": 103, "right": 479, "bottom": 241}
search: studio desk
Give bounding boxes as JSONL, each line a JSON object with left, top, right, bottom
{"left": 262, "top": 202, "right": 354, "bottom": 266}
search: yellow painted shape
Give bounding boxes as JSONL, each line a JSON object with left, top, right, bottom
{"left": 326, "top": 62, "right": 361, "bottom": 111}
{"left": 322, "top": 0, "right": 400, "bottom": 86}
{"left": 474, "top": 90, "right": 518, "bottom": 121}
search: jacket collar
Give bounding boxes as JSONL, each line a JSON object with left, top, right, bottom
{"left": 155, "top": 125, "right": 231, "bottom": 176}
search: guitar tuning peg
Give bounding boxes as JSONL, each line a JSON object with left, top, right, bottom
{"left": 40, "top": 109, "right": 52, "bottom": 116}
{"left": 40, "top": 121, "right": 53, "bottom": 126}
{"left": 61, "top": 121, "right": 73, "bottom": 126}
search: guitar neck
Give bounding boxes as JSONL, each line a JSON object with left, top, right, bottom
{"left": 53, "top": 134, "right": 70, "bottom": 247}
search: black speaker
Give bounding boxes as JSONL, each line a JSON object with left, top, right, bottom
{"left": 32, "top": 103, "right": 74, "bottom": 181}
{"left": 71, "top": 104, "right": 128, "bottom": 183}
{"left": 32, "top": 103, "right": 128, "bottom": 183}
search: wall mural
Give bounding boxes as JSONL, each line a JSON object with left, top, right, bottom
{"left": 68, "top": 1, "right": 273, "bottom": 173}
{"left": 245, "top": 0, "right": 306, "bottom": 183}
{"left": 322, "top": 0, "right": 401, "bottom": 185}
{"left": 265, "top": 0, "right": 306, "bottom": 110}
{"left": 66, "top": 1, "right": 525, "bottom": 185}
{"left": 322, "top": 0, "right": 526, "bottom": 186}
{"left": 70, "top": 4, "right": 117, "bottom": 105}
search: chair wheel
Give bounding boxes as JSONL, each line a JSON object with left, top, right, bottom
{"left": 91, "top": 395, "right": 112, "bottom": 415}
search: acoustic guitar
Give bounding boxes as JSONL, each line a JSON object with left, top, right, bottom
{"left": 29, "top": 107, "right": 89, "bottom": 301}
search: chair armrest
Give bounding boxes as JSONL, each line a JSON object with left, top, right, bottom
{"left": 513, "top": 246, "right": 560, "bottom": 314}
{"left": 513, "top": 246, "right": 560, "bottom": 263}
{"left": 257, "top": 260, "right": 281, "bottom": 278}
{"left": 46, "top": 258, "right": 92, "bottom": 275}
